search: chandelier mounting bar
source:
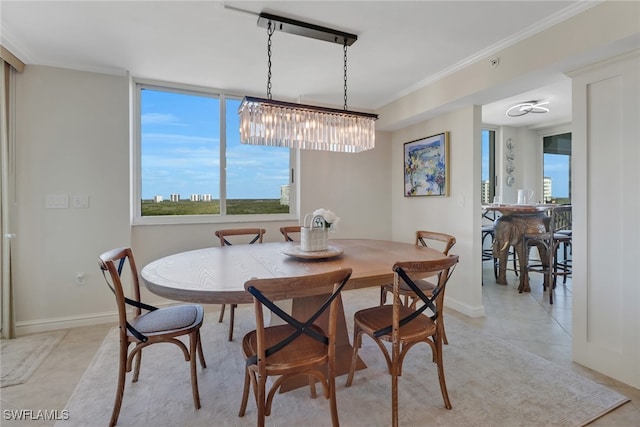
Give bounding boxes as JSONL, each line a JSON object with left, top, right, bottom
{"left": 257, "top": 12, "right": 358, "bottom": 46}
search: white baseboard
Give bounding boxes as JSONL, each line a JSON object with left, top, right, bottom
{"left": 446, "top": 296, "right": 485, "bottom": 318}
{"left": 16, "top": 311, "right": 119, "bottom": 335}
{"left": 14, "top": 301, "right": 185, "bottom": 335}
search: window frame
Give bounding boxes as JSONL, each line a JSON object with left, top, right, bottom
{"left": 131, "top": 78, "right": 297, "bottom": 225}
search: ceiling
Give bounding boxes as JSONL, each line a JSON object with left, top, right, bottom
{"left": 0, "top": 1, "right": 601, "bottom": 129}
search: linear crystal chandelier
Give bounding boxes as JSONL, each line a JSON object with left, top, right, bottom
{"left": 239, "top": 12, "right": 378, "bottom": 153}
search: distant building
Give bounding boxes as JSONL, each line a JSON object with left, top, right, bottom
{"left": 190, "top": 194, "right": 198, "bottom": 201}
{"left": 543, "top": 177, "right": 552, "bottom": 203}
{"left": 153, "top": 195, "right": 163, "bottom": 203}
{"left": 170, "top": 193, "right": 180, "bottom": 202}
{"left": 481, "top": 180, "right": 491, "bottom": 204}
{"left": 200, "top": 194, "right": 212, "bottom": 202}
{"left": 280, "top": 185, "right": 290, "bottom": 205}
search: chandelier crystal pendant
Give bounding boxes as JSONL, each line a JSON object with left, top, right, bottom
{"left": 239, "top": 12, "right": 378, "bottom": 153}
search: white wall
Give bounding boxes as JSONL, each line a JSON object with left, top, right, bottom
{"left": 494, "top": 126, "right": 539, "bottom": 204}
{"left": 13, "top": 66, "right": 130, "bottom": 332}
{"left": 391, "top": 106, "right": 484, "bottom": 317}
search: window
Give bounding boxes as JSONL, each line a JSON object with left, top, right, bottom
{"left": 134, "top": 82, "right": 295, "bottom": 224}
{"left": 481, "top": 129, "right": 496, "bottom": 204}
{"left": 542, "top": 133, "right": 571, "bottom": 204}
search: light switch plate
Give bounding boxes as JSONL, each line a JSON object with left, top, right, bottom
{"left": 45, "top": 194, "right": 69, "bottom": 209}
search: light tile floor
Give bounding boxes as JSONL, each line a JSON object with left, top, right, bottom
{"left": 1, "top": 265, "right": 638, "bottom": 426}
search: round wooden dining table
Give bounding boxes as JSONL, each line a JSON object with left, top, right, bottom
{"left": 141, "top": 238, "right": 446, "bottom": 304}
{"left": 141, "top": 238, "right": 448, "bottom": 383}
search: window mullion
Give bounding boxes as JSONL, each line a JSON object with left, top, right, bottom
{"left": 219, "top": 95, "right": 227, "bottom": 215}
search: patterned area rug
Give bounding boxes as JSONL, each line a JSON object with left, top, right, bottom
{"left": 56, "top": 291, "right": 629, "bottom": 427}
{"left": 1, "top": 331, "right": 67, "bottom": 388}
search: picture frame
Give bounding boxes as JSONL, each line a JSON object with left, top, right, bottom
{"left": 403, "top": 132, "right": 450, "bottom": 197}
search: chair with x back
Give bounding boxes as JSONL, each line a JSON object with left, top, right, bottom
{"left": 379, "top": 231, "right": 456, "bottom": 344}
{"left": 238, "top": 268, "right": 352, "bottom": 427}
{"left": 346, "top": 255, "right": 459, "bottom": 427}
{"left": 98, "top": 247, "right": 206, "bottom": 427}
{"left": 279, "top": 225, "right": 302, "bottom": 242}
{"left": 214, "top": 228, "right": 266, "bottom": 341}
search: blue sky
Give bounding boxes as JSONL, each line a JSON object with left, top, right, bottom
{"left": 482, "top": 131, "right": 569, "bottom": 197}
{"left": 140, "top": 89, "right": 289, "bottom": 200}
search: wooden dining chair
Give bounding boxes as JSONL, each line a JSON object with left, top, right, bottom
{"left": 238, "top": 268, "right": 352, "bottom": 427}
{"left": 346, "top": 255, "right": 459, "bottom": 427}
{"left": 379, "top": 231, "right": 456, "bottom": 344}
{"left": 214, "top": 228, "right": 266, "bottom": 341}
{"left": 98, "top": 247, "right": 206, "bottom": 427}
{"left": 279, "top": 225, "right": 301, "bottom": 242}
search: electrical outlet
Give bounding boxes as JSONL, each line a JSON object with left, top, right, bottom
{"left": 75, "top": 272, "right": 86, "bottom": 285}
{"left": 71, "top": 194, "right": 89, "bottom": 208}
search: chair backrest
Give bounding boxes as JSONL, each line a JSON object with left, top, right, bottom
{"left": 243, "top": 268, "right": 352, "bottom": 366}
{"left": 279, "top": 225, "right": 301, "bottom": 242}
{"left": 415, "top": 231, "right": 456, "bottom": 255}
{"left": 98, "top": 247, "right": 158, "bottom": 342}
{"left": 214, "top": 228, "right": 266, "bottom": 246}
{"left": 550, "top": 206, "right": 572, "bottom": 233}
{"left": 378, "top": 255, "right": 459, "bottom": 338}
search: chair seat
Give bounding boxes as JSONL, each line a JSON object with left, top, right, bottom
{"left": 242, "top": 324, "right": 328, "bottom": 373}
{"left": 482, "top": 225, "right": 495, "bottom": 233}
{"left": 354, "top": 305, "right": 437, "bottom": 342}
{"left": 554, "top": 233, "right": 571, "bottom": 241}
{"left": 130, "top": 304, "right": 204, "bottom": 335}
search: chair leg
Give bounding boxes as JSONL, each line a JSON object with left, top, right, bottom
{"left": 257, "top": 373, "right": 267, "bottom": 427}
{"left": 110, "top": 343, "right": 128, "bottom": 427}
{"left": 441, "top": 318, "right": 448, "bottom": 345}
{"left": 196, "top": 331, "right": 206, "bottom": 368}
{"left": 328, "top": 364, "right": 339, "bottom": 427}
{"left": 228, "top": 304, "right": 236, "bottom": 341}
{"left": 345, "top": 327, "right": 362, "bottom": 387}
{"left": 239, "top": 369, "right": 251, "bottom": 417}
{"left": 391, "top": 368, "right": 399, "bottom": 427}
{"left": 218, "top": 304, "right": 226, "bottom": 322}
{"left": 434, "top": 336, "right": 452, "bottom": 410}
{"left": 379, "top": 286, "right": 387, "bottom": 305}
{"left": 308, "top": 375, "right": 318, "bottom": 398}
{"left": 189, "top": 332, "right": 201, "bottom": 410}
{"left": 132, "top": 350, "right": 142, "bottom": 382}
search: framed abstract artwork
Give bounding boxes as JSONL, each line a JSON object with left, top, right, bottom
{"left": 403, "top": 132, "right": 450, "bottom": 197}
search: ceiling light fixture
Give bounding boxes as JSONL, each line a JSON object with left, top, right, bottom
{"left": 239, "top": 12, "right": 378, "bottom": 153}
{"left": 506, "top": 101, "right": 550, "bottom": 117}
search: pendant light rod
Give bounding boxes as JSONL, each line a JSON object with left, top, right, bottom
{"left": 257, "top": 12, "right": 358, "bottom": 46}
